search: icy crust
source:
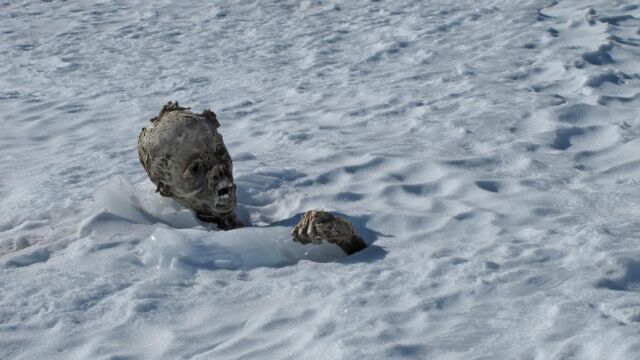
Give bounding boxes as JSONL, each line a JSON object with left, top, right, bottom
{"left": 140, "top": 227, "right": 345, "bottom": 271}
{"left": 90, "top": 176, "right": 200, "bottom": 229}
{"left": 88, "top": 177, "right": 345, "bottom": 271}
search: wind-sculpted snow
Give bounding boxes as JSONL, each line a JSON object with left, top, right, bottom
{"left": 2, "top": 0, "right": 640, "bottom": 359}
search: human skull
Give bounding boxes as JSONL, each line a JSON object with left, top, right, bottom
{"left": 138, "top": 102, "right": 238, "bottom": 222}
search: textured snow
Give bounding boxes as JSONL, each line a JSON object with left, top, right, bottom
{"left": 2, "top": 0, "right": 640, "bottom": 359}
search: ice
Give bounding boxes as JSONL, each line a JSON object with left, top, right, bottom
{"left": 93, "top": 176, "right": 152, "bottom": 225}
{"left": 91, "top": 176, "right": 203, "bottom": 228}
{"left": 139, "top": 226, "right": 345, "bottom": 271}
{"left": 89, "top": 177, "right": 347, "bottom": 271}
{"left": 140, "top": 227, "right": 193, "bottom": 270}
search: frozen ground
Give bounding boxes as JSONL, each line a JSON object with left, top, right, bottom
{"left": 1, "top": 0, "right": 640, "bottom": 358}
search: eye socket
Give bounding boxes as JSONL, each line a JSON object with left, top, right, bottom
{"left": 185, "top": 160, "right": 203, "bottom": 177}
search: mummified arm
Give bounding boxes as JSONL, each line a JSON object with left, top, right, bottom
{"left": 196, "top": 208, "right": 366, "bottom": 255}
{"left": 292, "top": 210, "right": 367, "bottom": 255}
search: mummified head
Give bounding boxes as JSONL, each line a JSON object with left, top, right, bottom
{"left": 138, "top": 101, "right": 237, "bottom": 217}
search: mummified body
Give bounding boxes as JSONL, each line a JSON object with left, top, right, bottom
{"left": 138, "top": 102, "right": 367, "bottom": 254}
{"left": 138, "top": 102, "right": 243, "bottom": 229}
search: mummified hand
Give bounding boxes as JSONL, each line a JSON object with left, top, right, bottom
{"left": 292, "top": 210, "right": 367, "bottom": 255}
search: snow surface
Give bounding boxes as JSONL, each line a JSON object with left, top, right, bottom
{"left": 2, "top": 0, "right": 640, "bottom": 358}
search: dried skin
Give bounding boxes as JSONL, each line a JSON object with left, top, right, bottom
{"left": 138, "top": 101, "right": 242, "bottom": 229}
{"left": 292, "top": 210, "right": 367, "bottom": 255}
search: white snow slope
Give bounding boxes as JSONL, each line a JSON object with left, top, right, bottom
{"left": 2, "top": 0, "right": 640, "bottom": 359}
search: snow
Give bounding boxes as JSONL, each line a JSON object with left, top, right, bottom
{"left": 1, "top": 0, "right": 640, "bottom": 358}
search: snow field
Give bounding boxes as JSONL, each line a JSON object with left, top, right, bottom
{"left": 1, "top": 0, "right": 640, "bottom": 359}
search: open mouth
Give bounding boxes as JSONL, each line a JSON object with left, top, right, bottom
{"left": 216, "top": 184, "right": 235, "bottom": 202}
